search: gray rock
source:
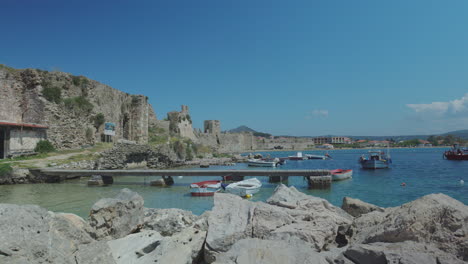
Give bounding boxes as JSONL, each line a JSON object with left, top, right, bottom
{"left": 351, "top": 193, "right": 468, "bottom": 261}
{"left": 0, "top": 204, "right": 93, "bottom": 264}
{"left": 74, "top": 241, "right": 115, "bottom": 264}
{"left": 142, "top": 208, "right": 199, "bottom": 236}
{"left": 341, "top": 197, "right": 384, "bottom": 217}
{"left": 343, "top": 242, "right": 466, "bottom": 264}
{"left": 205, "top": 189, "right": 354, "bottom": 263}
{"left": 108, "top": 228, "right": 206, "bottom": 264}
{"left": 88, "top": 188, "right": 145, "bottom": 240}
{"left": 266, "top": 184, "right": 311, "bottom": 209}
{"left": 213, "top": 238, "right": 329, "bottom": 264}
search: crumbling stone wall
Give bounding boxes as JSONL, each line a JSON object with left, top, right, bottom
{"left": 167, "top": 105, "right": 196, "bottom": 141}
{"left": 0, "top": 66, "right": 156, "bottom": 149}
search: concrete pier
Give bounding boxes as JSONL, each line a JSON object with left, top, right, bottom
{"left": 35, "top": 169, "right": 332, "bottom": 188}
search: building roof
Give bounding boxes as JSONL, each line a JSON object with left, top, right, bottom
{"left": 0, "top": 121, "right": 48, "bottom": 129}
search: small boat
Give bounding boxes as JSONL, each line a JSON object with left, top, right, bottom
{"left": 359, "top": 151, "right": 391, "bottom": 169}
{"left": 330, "top": 169, "right": 353, "bottom": 181}
{"left": 225, "top": 178, "right": 262, "bottom": 197}
{"left": 288, "top": 152, "right": 306, "bottom": 160}
{"left": 248, "top": 158, "right": 277, "bottom": 167}
{"left": 190, "top": 180, "right": 222, "bottom": 196}
{"left": 443, "top": 144, "right": 468, "bottom": 160}
{"left": 222, "top": 175, "right": 245, "bottom": 181}
{"left": 305, "top": 153, "right": 332, "bottom": 160}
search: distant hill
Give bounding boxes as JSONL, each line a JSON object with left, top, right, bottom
{"left": 441, "top": 130, "right": 468, "bottom": 139}
{"left": 228, "top": 125, "right": 272, "bottom": 138}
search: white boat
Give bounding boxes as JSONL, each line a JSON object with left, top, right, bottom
{"left": 190, "top": 180, "right": 222, "bottom": 196}
{"left": 288, "top": 152, "right": 306, "bottom": 160}
{"left": 248, "top": 158, "right": 277, "bottom": 167}
{"left": 331, "top": 169, "right": 353, "bottom": 181}
{"left": 305, "top": 153, "right": 332, "bottom": 160}
{"left": 225, "top": 178, "right": 262, "bottom": 197}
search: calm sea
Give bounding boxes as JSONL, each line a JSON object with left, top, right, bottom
{"left": 0, "top": 148, "right": 466, "bottom": 218}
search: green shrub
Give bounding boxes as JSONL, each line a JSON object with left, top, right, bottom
{"left": 42, "top": 86, "right": 62, "bottom": 103}
{"left": 71, "top": 75, "right": 89, "bottom": 87}
{"left": 85, "top": 127, "right": 94, "bottom": 142}
{"left": 0, "top": 163, "right": 13, "bottom": 177}
{"left": 63, "top": 96, "right": 94, "bottom": 113}
{"left": 93, "top": 113, "right": 105, "bottom": 129}
{"left": 34, "top": 140, "right": 55, "bottom": 153}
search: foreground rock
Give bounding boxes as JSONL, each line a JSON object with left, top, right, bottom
{"left": 204, "top": 184, "right": 353, "bottom": 263}
{"left": 351, "top": 193, "right": 468, "bottom": 262}
{"left": 0, "top": 204, "right": 93, "bottom": 263}
{"left": 1, "top": 187, "right": 466, "bottom": 264}
{"left": 88, "top": 188, "right": 145, "bottom": 240}
{"left": 341, "top": 196, "right": 384, "bottom": 217}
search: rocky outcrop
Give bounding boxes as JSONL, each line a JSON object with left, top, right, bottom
{"left": 341, "top": 196, "right": 384, "bottom": 217}
{"left": 204, "top": 184, "right": 354, "bottom": 263}
{"left": 88, "top": 188, "right": 145, "bottom": 240}
{"left": 350, "top": 193, "right": 468, "bottom": 261}
{"left": 0, "top": 204, "right": 93, "bottom": 263}
{"left": 97, "top": 143, "right": 179, "bottom": 170}
{"left": 0, "top": 187, "right": 466, "bottom": 264}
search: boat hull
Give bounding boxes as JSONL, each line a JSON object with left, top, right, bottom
{"left": 248, "top": 159, "right": 277, "bottom": 167}
{"left": 190, "top": 181, "right": 221, "bottom": 196}
{"left": 444, "top": 154, "right": 468, "bottom": 160}
{"left": 225, "top": 178, "right": 262, "bottom": 197}
{"left": 331, "top": 169, "right": 353, "bottom": 181}
{"left": 306, "top": 155, "right": 326, "bottom": 160}
{"left": 360, "top": 160, "right": 389, "bottom": 169}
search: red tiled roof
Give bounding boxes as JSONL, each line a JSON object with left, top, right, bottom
{"left": 0, "top": 121, "right": 48, "bottom": 129}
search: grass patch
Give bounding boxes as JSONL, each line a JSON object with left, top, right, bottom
{"left": 42, "top": 86, "right": 62, "bottom": 103}
{"left": 0, "top": 163, "right": 12, "bottom": 177}
{"left": 63, "top": 96, "right": 94, "bottom": 113}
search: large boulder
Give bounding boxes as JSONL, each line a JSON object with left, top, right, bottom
{"left": 351, "top": 193, "right": 468, "bottom": 262}
{"left": 343, "top": 241, "right": 466, "bottom": 264}
{"left": 0, "top": 204, "right": 94, "bottom": 264}
{"left": 341, "top": 197, "right": 384, "bottom": 217}
{"left": 205, "top": 185, "right": 354, "bottom": 263}
{"left": 213, "top": 238, "right": 329, "bottom": 264}
{"left": 88, "top": 188, "right": 145, "bottom": 240}
{"left": 142, "top": 208, "right": 199, "bottom": 236}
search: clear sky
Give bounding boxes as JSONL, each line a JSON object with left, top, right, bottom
{"left": 1, "top": 0, "right": 468, "bottom": 136}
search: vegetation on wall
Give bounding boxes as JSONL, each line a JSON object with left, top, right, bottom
{"left": 34, "top": 140, "right": 56, "bottom": 153}
{"left": 42, "top": 86, "right": 62, "bottom": 104}
{"left": 71, "top": 75, "right": 89, "bottom": 87}
{"left": 93, "top": 113, "right": 105, "bottom": 129}
{"left": 85, "top": 127, "right": 94, "bottom": 142}
{"left": 148, "top": 126, "right": 169, "bottom": 146}
{"left": 0, "top": 163, "right": 13, "bottom": 178}
{"left": 63, "top": 96, "right": 94, "bottom": 113}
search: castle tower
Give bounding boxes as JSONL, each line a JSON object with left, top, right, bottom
{"left": 204, "top": 120, "right": 221, "bottom": 135}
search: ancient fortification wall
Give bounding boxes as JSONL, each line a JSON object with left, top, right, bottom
{"left": 0, "top": 66, "right": 156, "bottom": 149}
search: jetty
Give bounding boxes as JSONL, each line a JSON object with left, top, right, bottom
{"left": 31, "top": 169, "right": 332, "bottom": 188}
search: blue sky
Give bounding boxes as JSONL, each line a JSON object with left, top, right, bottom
{"left": 1, "top": 0, "right": 468, "bottom": 136}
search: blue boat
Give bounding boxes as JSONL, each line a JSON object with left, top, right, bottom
{"left": 359, "top": 151, "right": 391, "bottom": 169}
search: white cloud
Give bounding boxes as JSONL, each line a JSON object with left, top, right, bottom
{"left": 306, "top": 109, "right": 329, "bottom": 119}
{"left": 406, "top": 94, "right": 468, "bottom": 117}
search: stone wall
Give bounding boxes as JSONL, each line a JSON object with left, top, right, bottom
{"left": 0, "top": 66, "right": 156, "bottom": 149}
{"left": 9, "top": 128, "right": 47, "bottom": 153}
{"left": 167, "top": 105, "right": 196, "bottom": 141}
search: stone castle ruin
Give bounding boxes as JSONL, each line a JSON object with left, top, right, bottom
{"left": 0, "top": 66, "right": 156, "bottom": 157}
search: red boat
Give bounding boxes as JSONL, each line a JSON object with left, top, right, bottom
{"left": 444, "top": 145, "right": 468, "bottom": 160}
{"left": 190, "top": 180, "right": 221, "bottom": 196}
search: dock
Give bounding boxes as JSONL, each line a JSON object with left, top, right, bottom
{"left": 30, "top": 169, "right": 332, "bottom": 188}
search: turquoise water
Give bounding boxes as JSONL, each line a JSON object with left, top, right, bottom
{"left": 0, "top": 148, "right": 466, "bottom": 218}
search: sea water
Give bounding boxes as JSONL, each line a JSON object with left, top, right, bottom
{"left": 0, "top": 147, "right": 466, "bottom": 218}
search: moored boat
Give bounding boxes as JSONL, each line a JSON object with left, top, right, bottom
{"left": 248, "top": 158, "right": 278, "bottom": 167}
{"left": 288, "top": 152, "right": 306, "bottom": 160}
{"left": 359, "top": 151, "right": 391, "bottom": 169}
{"left": 443, "top": 145, "right": 468, "bottom": 160}
{"left": 190, "top": 180, "right": 222, "bottom": 196}
{"left": 330, "top": 169, "right": 353, "bottom": 181}
{"left": 225, "top": 178, "right": 262, "bottom": 197}
{"left": 305, "top": 153, "right": 332, "bottom": 160}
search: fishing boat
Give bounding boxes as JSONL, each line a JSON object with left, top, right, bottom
{"left": 288, "top": 152, "right": 306, "bottom": 160}
{"left": 305, "top": 153, "right": 332, "bottom": 160}
{"left": 224, "top": 178, "right": 262, "bottom": 197}
{"left": 190, "top": 180, "right": 222, "bottom": 196}
{"left": 443, "top": 145, "right": 468, "bottom": 160}
{"left": 330, "top": 169, "right": 353, "bottom": 181}
{"left": 248, "top": 158, "right": 278, "bottom": 167}
{"left": 359, "top": 151, "right": 391, "bottom": 169}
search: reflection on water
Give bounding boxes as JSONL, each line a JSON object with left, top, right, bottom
{"left": 0, "top": 148, "right": 466, "bottom": 218}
